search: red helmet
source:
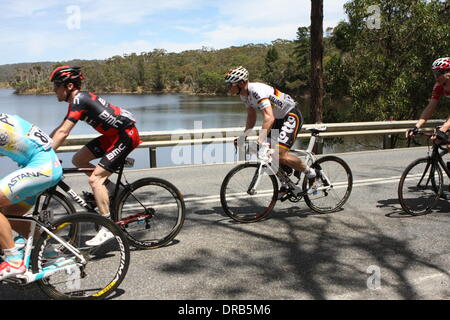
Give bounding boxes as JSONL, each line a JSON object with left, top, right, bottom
{"left": 49, "top": 66, "right": 84, "bottom": 83}
{"left": 432, "top": 57, "right": 450, "bottom": 76}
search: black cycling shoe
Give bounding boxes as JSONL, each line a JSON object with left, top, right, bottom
{"left": 82, "top": 191, "right": 97, "bottom": 209}
{"left": 82, "top": 191, "right": 115, "bottom": 210}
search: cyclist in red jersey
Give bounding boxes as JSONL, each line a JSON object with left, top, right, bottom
{"left": 407, "top": 57, "right": 450, "bottom": 141}
{"left": 49, "top": 66, "right": 142, "bottom": 245}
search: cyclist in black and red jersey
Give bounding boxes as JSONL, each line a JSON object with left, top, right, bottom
{"left": 49, "top": 66, "right": 142, "bottom": 245}
{"left": 407, "top": 57, "right": 450, "bottom": 142}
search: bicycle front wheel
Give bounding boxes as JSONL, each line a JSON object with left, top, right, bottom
{"left": 303, "top": 156, "right": 353, "bottom": 214}
{"left": 398, "top": 157, "right": 443, "bottom": 215}
{"left": 113, "top": 178, "right": 186, "bottom": 249}
{"left": 32, "top": 213, "right": 130, "bottom": 300}
{"left": 220, "top": 163, "right": 278, "bottom": 223}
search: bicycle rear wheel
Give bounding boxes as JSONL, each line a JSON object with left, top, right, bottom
{"left": 113, "top": 178, "right": 185, "bottom": 249}
{"left": 35, "top": 191, "right": 76, "bottom": 222}
{"left": 398, "top": 157, "right": 443, "bottom": 215}
{"left": 303, "top": 156, "right": 353, "bottom": 214}
{"left": 32, "top": 213, "right": 130, "bottom": 300}
{"left": 220, "top": 163, "right": 278, "bottom": 223}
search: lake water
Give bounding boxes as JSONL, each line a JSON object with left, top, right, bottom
{"left": 0, "top": 88, "right": 405, "bottom": 175}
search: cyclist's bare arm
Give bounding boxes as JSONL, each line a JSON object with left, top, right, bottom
{"left": 258, "top": 107, "right": 275, "bottom": 144}
{"left": 50, "top": 119, "right": 76, "bottom": 150}
{"left": 407, "top": 99, "right": 439, "bottom": 137}
{"left": 416, "top": 99, "right": 439, "bottom": 128}
{"left": 245, "top": 107, "right": 257, "bottom": 132}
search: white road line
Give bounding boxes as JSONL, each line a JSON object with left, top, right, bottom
{"left": 184, "top": 175, "right": 418, "bottom": 205}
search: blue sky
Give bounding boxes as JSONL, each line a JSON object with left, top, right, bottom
{"left": 0, "top": 0, "right": 349, "bottom": 65}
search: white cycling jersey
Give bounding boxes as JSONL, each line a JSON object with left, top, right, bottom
{"left": 240, "top": 82, "right": 296, "bottom": 119}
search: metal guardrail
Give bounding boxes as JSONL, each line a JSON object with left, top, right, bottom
{"left": 58, "top": 120, "right": 444, "bottom": 167}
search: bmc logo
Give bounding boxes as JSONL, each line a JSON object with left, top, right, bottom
{"left": 106, "top": 143, "right": 126, "bottom": 161}
{"left": 99, "top": 110, "right": 123, "bottom": 128}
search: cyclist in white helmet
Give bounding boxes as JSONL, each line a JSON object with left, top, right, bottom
{"left": 225, "top": 66, "right": 318, "bottom": 194}
{"left": 407, "top": 57, "right": 450, "bottom": 142}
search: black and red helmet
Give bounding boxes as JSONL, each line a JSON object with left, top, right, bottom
{"left": 432, "top": 57, "right": 450, "bottom": 76}
{"left": 49, "top": 66, "right": 84, "bottom": 84}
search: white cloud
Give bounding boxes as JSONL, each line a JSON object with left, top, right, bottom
{"left": 77, "top": 0, "right": 204, "bottom": 24}
{"left": 0, "top": 0, "right": 60, "bottom": 18}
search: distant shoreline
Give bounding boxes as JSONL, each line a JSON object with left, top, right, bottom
{"left": 0, "top": 87, "right": 222, "bottom": 97}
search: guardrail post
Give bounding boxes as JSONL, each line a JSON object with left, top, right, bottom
{"left": 383, "top": 134, "right": 393, "bottom": 149}
{"left": 149, "top": 147, "right": 157, "bottom": 168}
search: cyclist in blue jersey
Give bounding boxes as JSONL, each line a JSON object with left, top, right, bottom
{"left": 0, "top": 114, "right": 62, "bottom": 280}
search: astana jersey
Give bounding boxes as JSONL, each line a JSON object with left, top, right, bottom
{"left": 0, "top": 113, "right": 52, "bottom": 166}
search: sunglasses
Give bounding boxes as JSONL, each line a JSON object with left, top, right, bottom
{"left": 227, "top": 83, "right": 238, "bottom": 88}
{"left": 433, "top": 69, "right": 447, "bottom": 78}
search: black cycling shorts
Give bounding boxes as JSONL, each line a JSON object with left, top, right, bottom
{"left": 269, "top": 108, "right": 303, "bottom": 150}
{"left": 86, "top": 126, "right": 141, "bottom": 172}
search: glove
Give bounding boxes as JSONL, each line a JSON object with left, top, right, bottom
{"left": 257, "top": 142, "right": 273, "bottom": 162}
{"left": 434, "top": 130, "right": 448, "bottom": 143}
{"left": 407, "top": 127, "right": 419, "bottom": 137}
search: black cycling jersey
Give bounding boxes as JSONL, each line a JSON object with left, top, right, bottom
{"left": 65, "top": 91, "right": 136, "bottom": 135}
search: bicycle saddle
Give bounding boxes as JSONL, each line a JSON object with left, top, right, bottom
{"left": 307, "top": 127, "right": 327, "bottom": 135}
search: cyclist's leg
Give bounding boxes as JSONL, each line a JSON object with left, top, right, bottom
{"left": 86, "top": 128, "right": 140, "bottom": 246}
{"left": 90, "top": 127, "right": 141, "bottom": 216}
{"left": 72, "top": 145, "right": 97, "bottom": 172}
{"left": 274, "top": 110, "right": 317, "bottom": 183}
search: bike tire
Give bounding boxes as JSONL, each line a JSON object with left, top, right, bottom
{"left": 220, "top": 162, "right": 278, "bottom": 223}
{"left": 36, "top": 190, "right": 76, "bottom": 222}
{"left": 31, "top": 213, "right": 130, "bottom": 300}
{"left": 398, "top": 157, "right": 443, "bottom": 216}
{"left": 303, "top": 156, "right": 353, "bottom": 214}
{"left": 112, "top": 178, "right": 186, "bottom": 249}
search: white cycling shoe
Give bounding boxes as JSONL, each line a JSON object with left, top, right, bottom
{"left": 86, "top": 227, "right": 114, "bottom": 246}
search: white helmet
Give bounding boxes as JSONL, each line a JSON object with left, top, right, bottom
{"left": 224, "top": 66, "right": 249, "bottom": 84}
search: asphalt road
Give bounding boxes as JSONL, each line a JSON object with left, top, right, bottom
{"left": 1, "top": 147, "right": 449, "bottom": 300}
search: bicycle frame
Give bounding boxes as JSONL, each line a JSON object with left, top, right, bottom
{"left": 241, "top": 128, "right": 329, "bottom": 196}
{"left": 33, "top": 160, "right": 133, "bottom": 217}
{"left": 1, "top": 215, "right": 85, "bottom": 285}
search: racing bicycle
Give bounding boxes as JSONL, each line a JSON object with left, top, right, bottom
{"left": 398, "top": 130, "right": 449, "bottom": 215}
{"left": 220, "top": 128, "right": 353, "bottom": 222}
{"left": 32, "top": 157, "right": 186, "bottom": 249}
{"left": 1, "top": 212, "right": 130, "bottom": 299}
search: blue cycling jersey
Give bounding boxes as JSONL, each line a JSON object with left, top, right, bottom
{"left": 0, "top": 113, "right": 52, "bottom": 166}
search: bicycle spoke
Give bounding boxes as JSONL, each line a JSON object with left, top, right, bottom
{"left": 398, "top": 158, "right": 443, "bottom": 215}
{"left": 220, "top": 163, "right": 278, "bottom": 222}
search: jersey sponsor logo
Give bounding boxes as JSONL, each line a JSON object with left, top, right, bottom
{"left": 269, "top": 95, "right": 284, "bottom": 108}
{"left": 98, "top": 97, "right": 108, "bottom": 107}
{"left": 0, "top": 132, "right": 10, "bottom": 146}
{"left": 106, "top": 143, "right": 126, "bottom": 161}
{"left": 99, "top": 110, "right": 124, "bottom": 128}
{"left": 8, "top": 171, "right": 50, "bottom": 192}
{"left": 0, "top": 114, "right": 14, "bottom": 127}
{"left": 278, "top": 116, "right": 297, "bottom": 144}
{"left": 252, "top": 91, "right": 261, "bottom": 101}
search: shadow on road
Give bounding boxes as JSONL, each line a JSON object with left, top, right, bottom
{"left": 156, "top": 199, "right": 449, "bottom": 300}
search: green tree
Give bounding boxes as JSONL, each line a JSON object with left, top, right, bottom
{"left": 330, "top": 0, "right": 450, "bottom": 121}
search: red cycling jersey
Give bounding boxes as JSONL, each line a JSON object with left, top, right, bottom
{"left": 65, "top": 91, "right": 136, "bottom": 135}
{"left": 431, "top": 82, "right": 450, "bottom": 100}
